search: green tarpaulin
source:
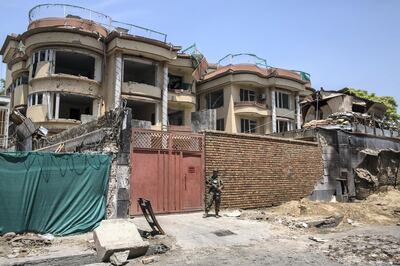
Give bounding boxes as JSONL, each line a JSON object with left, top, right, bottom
{"left": 0, "top": 152, "right": 111, "bottom": 236}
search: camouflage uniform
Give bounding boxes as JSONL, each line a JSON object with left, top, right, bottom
{"left": 205, "top": 173, "right": 224, "bottom": 216}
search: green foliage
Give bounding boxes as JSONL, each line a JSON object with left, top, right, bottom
{"left": 0, "top": 79, "right": 4, "bottom": 95}
{"left": 343, "top": 88, "right": 399, "bottom": 121}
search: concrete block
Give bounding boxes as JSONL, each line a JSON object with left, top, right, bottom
{"left": 93, "top": 219, "right": 149, "bottom": 262}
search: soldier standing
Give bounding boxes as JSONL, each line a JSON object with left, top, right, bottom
{"left": 203, "top": 169, "right": 224, "bottom": 218}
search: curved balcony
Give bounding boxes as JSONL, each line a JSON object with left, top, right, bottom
{"left": 234, "top": 101, "right": 270, "bottom": 117}
{"left": 122, "top": 82, "right": 161, "bottom": 99}
{"left": 29, "top": 74, "right": 101, "bottom": 97}
{"left": 168, "top": 92, "right": 196, "bottom": 109}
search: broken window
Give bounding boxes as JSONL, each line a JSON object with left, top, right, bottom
{"left": 31, "top": 49, "right": 53, "bottom": 78}
{"left": 240, "top": 89, "right": 256, "bottom": 102}
{"left": 352, "top": 104, "right": 366, "bottom": 113}
{"left": 241, "top": 119, "right": 257, "bottom": 133}
{"left": 168, "top": 110, "right": 184, "bottom": 126}
{"left": 55, "top": 51, "right": 95, "bottom": 79}
{"left": 276, "top": 120, "right": 292, "bottom": 133}
{"left": 216, "top": 118, "right": 225, "bottom": 131}
{"left": 206, "top": 89, "right": 224, "bottom": 109}
{"left": 168, "top": 74, "right": 183, "bottom": 90}
{"left": 58, "top": 94, "right": 93, "bottom": 120}
{"left": 10, "top": 73, "right": 28, "bottom": 94}
{"left": 123, "top": 59, "right": 156, "bottom": 86}
{"left": 28, "top": 93, "right": 44, "bottom": 107}
{"left": 275, "top": 91, "right": 290, "bottom": 109}
{"left": 126, "top": 100, "right": 156, "bottom": 125}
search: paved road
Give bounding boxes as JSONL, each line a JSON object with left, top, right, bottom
{"left": 130, "top": 212, "right": 340, "bottom": 265}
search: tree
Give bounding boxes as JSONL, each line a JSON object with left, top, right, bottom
{"left": 343, "top": 88, "right": 399, "bottom": 122}
{"left": 0, "top": 79, "right": 5, "bottom": 95}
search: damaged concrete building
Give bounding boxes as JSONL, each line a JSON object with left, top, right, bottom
{"left": 302, "top": 88, "right": 388, "bottom": 124}
{"left": 272, "top": 88, "right": 400, "bottom": 202}
{"left": 197, "top": 54, "right": 312, "bottom": 134}
{"left": 1, "top": 4, "right": 198, "bottom": 136}
{"left": 2, "top": 4, "right": 398, "bottom": 227}
{"left": 1, "top": 5, "right": 314, "bottom": 138}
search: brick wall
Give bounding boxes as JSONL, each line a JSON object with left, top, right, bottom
{"left": 205, "top": 131, "right": 323, "bottom": 209}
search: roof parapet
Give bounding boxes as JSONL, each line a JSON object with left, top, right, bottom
{"left": 215, "top": 53, "right": 311, "bottom": 82}
{"left": 28, "top": 4, "right": 168, "bottom": 43}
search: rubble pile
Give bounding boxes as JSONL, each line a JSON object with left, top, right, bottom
{"left": 240, "top": 189, "right": 400, "bottom": 229}
{"left": 325, "top": 235, "right": 400, "bottom": 265}
{"left": 303, "top": 118, "right": 350, "bottom": 129}
{"left": 1, "top": 232, "right": 53, "bottom": 259}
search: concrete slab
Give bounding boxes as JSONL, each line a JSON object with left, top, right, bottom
{"left": 93, "top": 219, "right": 149, "bottom": 262}
{"left": 132, "top": 212, "right": 272, "bottom": 250}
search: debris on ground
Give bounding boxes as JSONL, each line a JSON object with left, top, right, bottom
{"left": 110, "top": 250, "right": 130, "bottom": 266}
{"left": 240, "top": 189, "right": 400, "bottom": 229}
{"left": 93, "top": 219, "right": 149, "bottom": 262}
{"left": 324, "top": 235, "right": 400, "bottom": 265}
{"left": 141, "top": 256, "right": 157, "bottom": 264}
{"left": 0, "top": 232, "right": 54, "bottom": 259}
{"left": 223, "top": 210, "right": 242, "bottom": 218}
{"left": 146, "top": 243, "right": 170, "bottom": 255}
{"left": 309, "top": 236, "right": 328, "bottom": 243}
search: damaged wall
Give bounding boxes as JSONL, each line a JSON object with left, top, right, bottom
{"left": 204, "top": 131, "right": 323, "bottom": 209}
{"left": 311, "top": 128, "right": 400, "bottom": 201}
{"left": 34, "top": 108, "right": 132, "bottom": 219}
{"left": 355, "top": 150, "right": 400, "bottom": 199}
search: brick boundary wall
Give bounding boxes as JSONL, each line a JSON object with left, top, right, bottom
{"left": 204, "top": 131, "right": 323, "bottom": 209}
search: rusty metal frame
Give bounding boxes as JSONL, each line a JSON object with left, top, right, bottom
{"left": 137, "top": 198, "right": 165, "bottom": 235}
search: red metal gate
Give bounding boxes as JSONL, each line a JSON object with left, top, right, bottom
{"left": 130, "top": 129, "right": 204, "bottom": 215}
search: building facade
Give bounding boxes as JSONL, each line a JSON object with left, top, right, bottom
{"left": 1, "top": 4, "right": 197, "bottom": 135}
{"left": 1, "top": 5, "right": 311, "bottom": 136}
{"left": 197, "top": 55, "right": 312, "bottom": 134}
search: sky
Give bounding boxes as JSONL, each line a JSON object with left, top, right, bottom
{"left": 0, "top": 0, "right": 399, "bottom": 109}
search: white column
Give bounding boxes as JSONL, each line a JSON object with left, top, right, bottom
{"left": 162, "top": 63, "right": 168, "bottom": 131}
{"left": 47, "top": 93, "right": 52, "bottom": 119}
{"left": 55, "top": 93, "right": 60, "bottom": 119}
{"left": 155, "top": 102, "right": 160, "bottom": 125}
{"left": 296, "top": 93, "right": 301, "bottom": 129}
{"left": 114, "top": 54, "right": 122, "bottom": 109}
{"left": 271, "top": 89, "right": 277, "bottom": 133}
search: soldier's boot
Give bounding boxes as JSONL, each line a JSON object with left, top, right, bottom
{"left": 203, "top": 211, "right": 209, "bottom": 218}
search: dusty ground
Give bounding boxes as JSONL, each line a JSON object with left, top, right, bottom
{"left": 240, "top": 189, "right": 400, "bottom": 227}
{"left": 1, "top": 190, "right": 400, "bottom": 265}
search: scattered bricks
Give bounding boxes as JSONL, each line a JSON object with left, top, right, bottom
{"left": 93, "top": 219, "right": 149, "bottom": 262}
{"left": 204, "top": 131, "right": 323, "bottom": 209}
{"left": 141, "top": 256, "right": 156, "bottom": 264}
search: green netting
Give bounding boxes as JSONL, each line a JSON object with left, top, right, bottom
{"left": 0, "top": 152, "right": 111, "bottom": 236}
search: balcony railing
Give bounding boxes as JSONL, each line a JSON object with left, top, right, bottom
{"left": 217, "top": 53, "right": 268, "bottom": 68}
{"left": 234, "top": 101, "right": 267, "bottom": 109}
{"left": 28, "top": 4, "right": 167, "bottom": 43}
{"left": 168, "top": 83, "right": 193, "bottom": 94}
{"left": 290, "top": 70, "right": 311, "bottom": 82}
{"left": 216, "top": 53, "right": 311, "bottom": 82}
